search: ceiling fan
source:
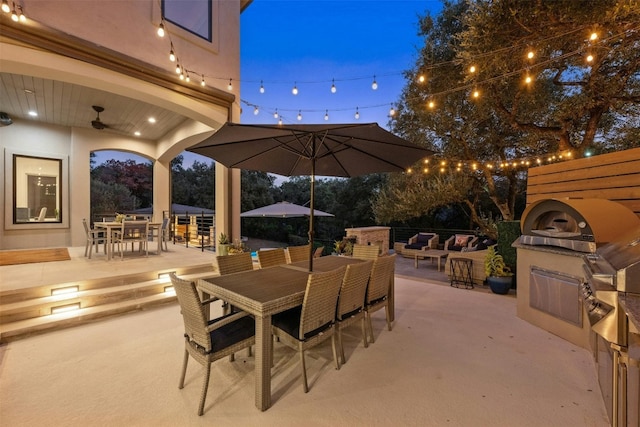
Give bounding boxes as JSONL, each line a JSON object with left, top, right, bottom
{"left": 91, "top": 105, "right": 108, "bottom": 130}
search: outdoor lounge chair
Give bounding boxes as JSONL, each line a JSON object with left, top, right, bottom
{"left": 398, "top": 232, "right": 439, "bottom": 258}
{"left": 170, "top": 273, "right": 255, "bottom": 416}
{"left": 271, "top": 266, "right": 346, "bottom": 393}
{"left": 335, "top": 260, "right": 373, "bottom": 366}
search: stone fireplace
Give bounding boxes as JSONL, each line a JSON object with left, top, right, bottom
{"left": 344, "top": 226, "right": 390, "bottom": 255}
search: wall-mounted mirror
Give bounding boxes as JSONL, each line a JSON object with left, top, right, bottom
{"left": 13, "top": 154, "right": 62, "bottom": 223}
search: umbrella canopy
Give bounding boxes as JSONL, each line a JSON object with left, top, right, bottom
{"left": 188, "top": 122, "right": 434, "bottom": 270}
{"left": 240, "top": 201, "right": 333, "bottom": 218}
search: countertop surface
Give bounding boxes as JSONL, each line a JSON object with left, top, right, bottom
{"left": 619, "top": 293, "right": 640, "bottom": 335}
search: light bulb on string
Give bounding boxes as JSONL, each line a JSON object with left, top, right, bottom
{"left": 157, "top": 22, "right": 165, "bottom": 38}
{"left": 185, "top": 72, "right": 190, "bottom": 83}
{"left": 200, "top": 74, "right": 205, "bottom": 87}
{"left": 179, "top": 70, "right": 184, "bottom": 81}
{"left": 292, "top": 82, "right": 298, "bottom": 95}
{"left": 278, "top": 116, "right": 283, "bottom": 125}
{"left": 169, "top": 44, "right": 175, "bottom": 62}
{"left": 18, "top": 6, "right": 25, "bottom": 22}
{"left": 586, "top": 53, "right": 594, "bottom": 63}
{"left": 471, "top": 89, "right": 480, "bottom": 99}
{"left": 427, "top": 99, "right": 435, "bottom": 109}
{"left": 469, "top": 65, "right": 476, "bottom": 74}
{"left": 297, "top": 110, "right": 302, "bottom": 121}
{"left": 589, "top": 31, "right": 598, "bottom": 42}
{"left": 389, "top": 105, "right": 396, "bottom": 116}
{"left": 273, "top": 109, "right": 278, "bottom": 119}
{"left": 175, "top": 61, "right": 181, "bottom": 74}
{"left": 330, "top": 79, "right": 337, "bottom": 93}
{"left": 227, "top": 79, "right": 233, "bottom": 91}
{"left": 355, "top": 107, "right": 360, "bottom": 120}
{"left": 371, "top": 75, "right": 378, "bottom": 90}
{"left": 259, "top": 80, "right": 265, "bottom": 94}
{"left": 527, "top": 50, "right": 534, "bottom": 60}
{"left": 418, "top": 74, "right": 426, "bottom": 83}
{"left": 1, "top": 0, "right": 10, "bottom": 13}
{"left": 11, "top": 4, "right": 18, "bottom": 21}
{"left": 324, "top": 110, "right": 329, "bottom": 121}
{"left": 253, "top": 106, "right": 259, "bottom": 115}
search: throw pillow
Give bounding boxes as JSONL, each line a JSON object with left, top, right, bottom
{"left": 454, "top": 234, "right": 471, "bottom": 247}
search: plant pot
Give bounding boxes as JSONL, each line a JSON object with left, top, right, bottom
{"left": 218, "top": 243, "right": 230, "bottom": 256}
{"left": 487, "top": 276, "right": 513, "bottom": 295}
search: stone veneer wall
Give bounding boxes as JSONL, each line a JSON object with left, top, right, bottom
{"left": 344, "top": 226, "right": 390, "bottom": 255}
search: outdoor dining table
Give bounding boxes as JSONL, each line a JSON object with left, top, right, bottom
{"left": 94, "top": 221, "right": 162, "bottom": 260}
{"left": 196, "top": 255, "right": 368, "bottom": 411}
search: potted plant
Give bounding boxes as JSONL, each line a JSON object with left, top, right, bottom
{"left": 484, "top": 246, "right": 514, "bottom": 294}
{"left": 218, "top": 233, "right": 230, "bottom": 256}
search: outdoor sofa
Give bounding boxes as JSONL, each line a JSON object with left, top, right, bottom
{"left": 397, "top": 232, "right": 439, "bottom": 258}
{"left": 444, "top": 237, "right": 497, "bottom": 286}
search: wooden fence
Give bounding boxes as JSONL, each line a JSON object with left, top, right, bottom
{"left": 526, "top": 147, "right": 640, "bottom": 217}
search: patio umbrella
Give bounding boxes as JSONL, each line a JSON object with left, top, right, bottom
{"left": 188, "top": 122, "right": 434, "bottom": 270}
{"left": 240, "top": 201, "right": 334, "bottom": 218}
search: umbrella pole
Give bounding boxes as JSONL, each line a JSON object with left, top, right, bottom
{"left": 308, "top": 140, "right": 316, "bottom": 272}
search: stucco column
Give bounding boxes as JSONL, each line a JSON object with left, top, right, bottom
{"left": 153, "top": 160, "right": 171, "bottom": 222}
{"left": 215, "top": 164, "right": 241, "bottom": 246}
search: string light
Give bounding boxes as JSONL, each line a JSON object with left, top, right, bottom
{"left": 227, "top": 79, "right": 233, "bottom": 91}
{"left": 469, "top": 65, "right": 477, "bottom": 73}
{"left": 418, "top": 75, "right": 426, "bottom": 83}
{"left": 527, "top": 50, "right": 535, "bottom": 60}
{"left": 471, "top": 89, "right": 480, "bottom": 99}
{"left": 324, "top": 110, "right": 329, "bottom": 120}
{"left": 427, "top": 99, "right": 436, "bottom": 109}
{"left": 586, "top": 53, "right": 594, "bottom": 63}
{"left": 297, "top": 110, "right": 302, "bottom": 121}
{"left": 11, "top": 3, "right": 18, "bottom": 21}
{"left": 259, "top": 80, "right": 265, "bottom": 93}
{"left": 355, "top": 107, "right": 360, "bottom": 120}
{"left": 371, "top": 75, "right": 378, "bottom": 90}
{"left": 200, "top": 74, "right": 206, "bottom": 86}
{"left": 169, "top": 44, "right": 175, "bottom": 62}
{"left": 330, "top": 79, "right": 337, "bottom": 93}
{"left": 273, "top": 109, "right": 278, "bottom": 119}
{"left": 1, "top": 0, "right": 9, "bottom": 13}
{"left": 157, "top": 22, "right": 165, "bottom": 38}
{"left": 185, "top": 71, "right": 190, "bottom": 83}
{"left": 253, "top": 106, "right": 259, "bottom": 115}
{"left": 389, "top": 105, "right": 396, "bottom": 116}
{"left": 292, "top": 82, "right": 298, "bottom": 95}
{"left": 278, "top": 116, "right": 283, "bottom": 125}
{"left": 175, "top": 61, "right": 181, "bottom": 74}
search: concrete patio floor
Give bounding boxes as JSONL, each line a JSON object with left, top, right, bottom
{"left": 0, "top": 243, "right": 608, "bottom": 426}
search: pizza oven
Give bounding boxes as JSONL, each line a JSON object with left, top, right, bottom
{"left": 520, "top": 198, "right": 640, "bottom": 253}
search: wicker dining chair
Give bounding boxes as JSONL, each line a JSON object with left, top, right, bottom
{"left": 170, "top": 273, "right": 255, "bottom": 416}
{"left": 216, "top": 252, "right": 254, "bottom": 275}
{"left": 364, "top": 254, "right": 396, "bottom": 343}
{"left": 352, "top": 243, "right": 380, "bottom": 260}
{"left": 257, "top": 248, "right": 287, "bottom": 268}
{"left": 271, "top": 266, "right": 346, "bottom": 393}
{"left": 335, "top": 260, "right": 374, "bottom": 366}
{"left": 286, "top": 244, "right": 311, "bottom": 263}
{"left": 313, "top": 246, "right": 325, "bottom": 258}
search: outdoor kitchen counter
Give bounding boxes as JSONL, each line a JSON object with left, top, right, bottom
{"left": 619, "top": 293, "right": 640, "bottom": 333}
{"left": 512, "top": 240, "right": 586, "bottom": 258}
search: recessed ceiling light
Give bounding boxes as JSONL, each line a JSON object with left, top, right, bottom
{"left": 134, "top": 131, "right": 141, "bottom": 136}
{"left": 28, "top": 111, "right": 38, "bottom": 117}
{"left": 148, "top": 117, "right": 156, "bottom": 124}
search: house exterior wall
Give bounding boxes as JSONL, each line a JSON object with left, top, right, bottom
{"left": 0, "top": 1, "right": 246, "bottom": 250}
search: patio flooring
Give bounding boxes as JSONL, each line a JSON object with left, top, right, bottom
{"left": 0, "top": 242, "right": 608, "bottom": 426}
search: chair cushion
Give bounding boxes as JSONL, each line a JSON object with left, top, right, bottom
{"left": 449, "top": 245, "right": 464, "bottom": 251}
{"left": 416, "top": 233, "right": 434, "bottom": 244}
{"left": 273, "top": 306, "right": 332, "bottom": 341}
{"left": 404, "top": 243, "right": 426, "bottom": 250}
{"left": 207, "top": 315, "right": 255, "bottom": 354}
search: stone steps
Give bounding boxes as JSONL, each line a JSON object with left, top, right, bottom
{"left": 0, "top": 265, "right": 216, "bottom": 343}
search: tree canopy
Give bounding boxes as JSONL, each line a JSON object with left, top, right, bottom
{"left": 374, "top": 0, "right": 639, "bottom": 236}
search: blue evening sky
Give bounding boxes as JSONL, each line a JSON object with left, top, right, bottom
{"left": 95, "top": 0, "right": 443, "bottom": 170}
